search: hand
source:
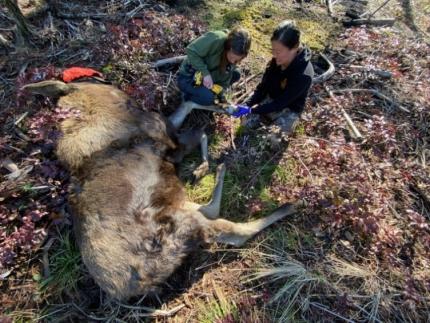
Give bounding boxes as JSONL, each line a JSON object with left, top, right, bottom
{"left": 203, "top": 75, "right": 213, "bottom": 89}
{"left": 232, "top": 104, "right": 251, "bottom": 118}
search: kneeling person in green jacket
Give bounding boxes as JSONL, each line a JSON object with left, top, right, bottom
{"left": 169, "top": 27, "right": 251, "bottom": 129}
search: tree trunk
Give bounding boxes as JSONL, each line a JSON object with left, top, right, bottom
{"left": 2, "top": 0, "right": 33, "bottom": 45}
{"left": 399, "top": 0, "right": 419, "bottom": 33}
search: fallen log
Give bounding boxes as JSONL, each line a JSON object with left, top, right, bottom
{"left": 361, "top": 0, "right": 393, "bottom": 19}
{"left": 152, "top": 55, "right": 186, "bottom": 68}
{"left": 339, "top": 64, "right": 392, "bottom": 79}
{"left": 346, "top": 10, "right": 361, "bottom": 19}
{"left": 343, "top": 18, "right": 395, "bottom": 27}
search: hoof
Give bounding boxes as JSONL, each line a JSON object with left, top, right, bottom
{"left": 193, "top": 161, "right": 210, "bottom": 180}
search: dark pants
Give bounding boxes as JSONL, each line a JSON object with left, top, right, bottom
{"left": 242, "top": 97, "right": 300, "bottom": 134}
{"left": 177, "top": 71, "right": 240, "bottom": 106}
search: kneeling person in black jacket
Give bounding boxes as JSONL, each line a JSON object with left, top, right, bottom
{"left": 242, "top": 20, "right": 314, "bottom": 134}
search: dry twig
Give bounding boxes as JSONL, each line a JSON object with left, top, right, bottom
{"left": 332, "top": 88, "right": 410, "bottom": 113}
{"left": 344, "top": 18, "right": 395, "bottom": 27}
{"left": 325, "top": 85, "right": 364, "bottom": 139}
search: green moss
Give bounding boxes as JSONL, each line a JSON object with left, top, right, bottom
{"left": 296, "top": 18, "right": 333, "bottom": 51}
{"left": 273, "top": 158, "right": 298, "bottom": 185}
{"left": 259, "top": 187, "right": 278, "bottom": 211}
{"left": 101, "top": 64, "right": 113, "bottom": 74}
{"left": 221, "top": 169, "right": 248, "bottom": 213}
{"left": 235, "top": 124, "right": 246, "bottom": 137}
{"left": 201, "top": 0, "right": 340, "bottom": 65}
{"left": 223, "top": 8, "right": 247, "bottom": 26}
{"left": 258, "top": 163, "right": 277, "bottom": 187}
{"left": 185, "top": 172, "right": 216, "bottom": 203}
{"left": 208, "top": 132, "right": 224, "bottom": 153}
{"left": 301, "top": 231, "right": 316, "bottom": 247}
{"left": 294, "top": 122, "right": 305, "bottom": 136}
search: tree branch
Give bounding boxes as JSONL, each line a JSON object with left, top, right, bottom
{"left": 324, "top": 85, "right": 364, "bottom": 140}
{"left": 3, "top": 0, "right": 35, "bottom": 45}
{"left": 332, "top": 88, "right": 410, "bottom": 112}
{"left": 152, "top": 55, "right": 186, "bottom": 68}
{"left": 313, "top": 53, "right": 335, "bottom": 83}
{"left": 343, "top": 18, "right": 395, "bottom": 27}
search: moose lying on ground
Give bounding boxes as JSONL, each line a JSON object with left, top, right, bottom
{"left": 23, "top": 80, "right": 299, "bottom": 300}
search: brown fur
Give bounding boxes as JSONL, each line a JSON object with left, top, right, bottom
{"left": 23, "top": 80, "right": 296, "bottom": 301}
{"left": 56, "top": 82, "right": 176, "bottom": 171}
{"left": 24, "top": 81, "right": 204, "bottom": 299}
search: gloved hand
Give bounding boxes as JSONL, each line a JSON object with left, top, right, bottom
{"left": 203, "top": 74, "right": 214, "bottom": 89}
{"left": 231, "top": 104, "right": 251, "bottom": 118}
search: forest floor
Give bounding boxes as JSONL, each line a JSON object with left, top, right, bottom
{"left": 1, "top": 0, "right": 429, "bottom": 322}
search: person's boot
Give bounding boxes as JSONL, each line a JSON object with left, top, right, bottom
{"left": 274, "top": 112, "right": 299, "bottom": 135}
{"left": 241, "top": 114, "right": 261, "bottom": 129}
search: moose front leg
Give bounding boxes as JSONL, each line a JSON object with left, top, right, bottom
{"left": 168, "top": 101, "right": 194, "bottom": 130}
{"left": 185, "top": 163, "right": 226, "bottom": 219}
{"left": 173, "top": 128, "right": 210, "bottom": 179}
{"left": 201, "top": 202, "right": 300, "bottom": 246}
{"left": 168, "top": 101, "right": 228, "bottom": 130}
{"left": 192, "top": 132, "right": 209, "bottom": 180}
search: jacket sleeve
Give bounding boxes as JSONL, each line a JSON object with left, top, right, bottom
{"left": 251, "top": 74, "right": 312, "bottom": 115}
{"left": 244, "top": 66, "right": 271, "bottom": 107}
{"left": 186, "top": 32, "right": 220, "bottom": 77}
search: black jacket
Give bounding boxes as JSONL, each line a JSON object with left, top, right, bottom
{"left": 246, "top": 47, "right": 314, "bottom": 115}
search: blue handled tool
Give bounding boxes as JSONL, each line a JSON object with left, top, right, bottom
{"left": 231, "top": 105, "right": 251, "bottom": 118}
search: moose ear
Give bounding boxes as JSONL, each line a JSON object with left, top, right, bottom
{"left": 22, "top": 80, "right": 73, "bottom": 97}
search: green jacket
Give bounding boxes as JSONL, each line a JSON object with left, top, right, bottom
{"left": 179, "top": 30, "right": 237, "bottom": 89}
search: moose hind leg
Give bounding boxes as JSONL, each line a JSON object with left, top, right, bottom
{"left": 203, "top": 203, "right": 299, "bottom": 246}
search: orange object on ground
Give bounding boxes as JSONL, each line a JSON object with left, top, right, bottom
{"left": 62, "top": 67, "right": 103, "bottom": 83}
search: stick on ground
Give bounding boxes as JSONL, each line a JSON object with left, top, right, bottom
{"left": 152, "top": 55, "right": 186, "bottom": 68}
